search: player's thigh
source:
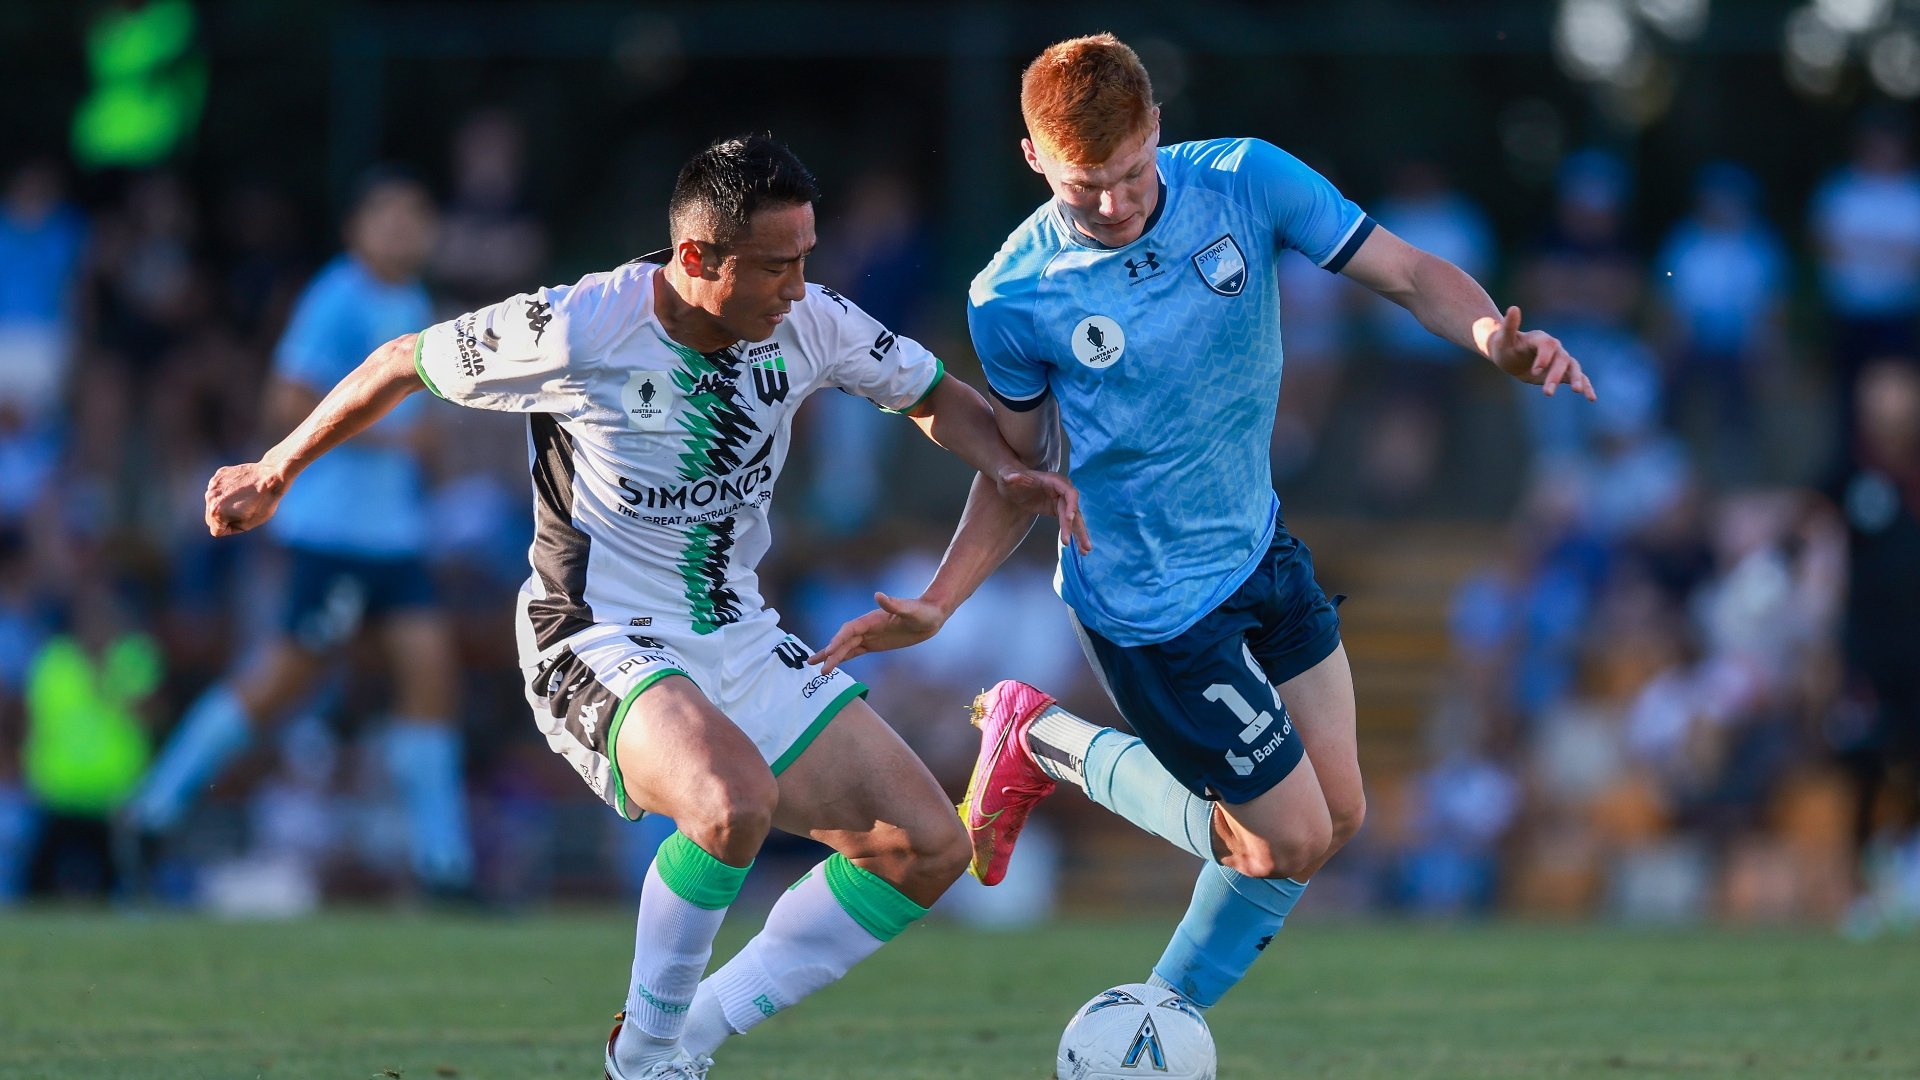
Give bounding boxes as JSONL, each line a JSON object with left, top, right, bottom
{"left": 378, "top": 607, "right": 460, "bottom": 718}
{"left": 1275, "top": 643, "right": 1361, "bottom": 831}
{"left": 1213, "top": 750, "right": 1332, "bottom": 879}
{"left": 524, "top": 630, "right": 771, "bottom": 833}
{"left": 1243, "top": 530, "right": 1361, "bottom": 829}
{"left": 614, "top": 675, "right": 774, "bottom": 832}
{"left": 771, "top": 696, "right": 967, "bottom": 902}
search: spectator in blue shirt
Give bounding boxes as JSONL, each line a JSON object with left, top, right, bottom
{"left": 125, "top": 171, "right": 474, "bottom": 897}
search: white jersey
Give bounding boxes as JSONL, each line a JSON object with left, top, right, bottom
{"left": 414, "top": 261, "right": 943, "bottom": 651}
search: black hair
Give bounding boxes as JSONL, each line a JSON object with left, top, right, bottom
{"left": 667, "top": 133, "right": 819, "bottom": 249}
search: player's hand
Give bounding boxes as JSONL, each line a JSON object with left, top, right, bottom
{"left": 808, "top": 592, "right": 949, "bottom": 674}
{"left": 204, "top": 461, "right": 288, "bottom": 537}
{"left": 993, "top": 466, "right": 1093, "bottom": 555}
{"left": 1488, "top": 305, "right": 1597, "bottom": 402}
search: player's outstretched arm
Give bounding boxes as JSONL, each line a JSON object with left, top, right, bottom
{"left": 205, "top": 332, "right": 427, "bottom": 537}
{"left": 1341, "top": 226, "right": 1597, "bottom": 402}
{"left": 810, "top": 380, "right": 1087, "bottom": 672}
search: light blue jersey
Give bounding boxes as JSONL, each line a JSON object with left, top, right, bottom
{"left": 270, "top": 255, "right": 435, "bottom": 557}
{"left": 969, "top": 138, "right": 1372, "bottom": 646}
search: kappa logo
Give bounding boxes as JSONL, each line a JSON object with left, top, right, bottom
{"left": 525, "top": 298, "right": 553, "bottom": 343}
{"left": 817, "top": 285, "right": 850, "bottom": 313}
{"left": 1070, "top": 315, "right": 1126, "bottom": 370}
{"left": 1191, "top": 234, "right": 1248, "bottom": 296}
{"left": 578, "top": 699, "right": 603, "bottom": 738}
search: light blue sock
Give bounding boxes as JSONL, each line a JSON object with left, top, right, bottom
{"left": 129, "top": 685, "right": 253, "bottom": 831}
{"left": 1080, "top": 730, "right": 1308, "bottom": 1008}
{"left": 385, "top": 721, "right": 474, "bottom": 889}
{"left": 1082, "top": 731, "right": 1218, "bottom": 862}
{"left": 1147, "top": 865, "right": 1307, "bottom": 1008}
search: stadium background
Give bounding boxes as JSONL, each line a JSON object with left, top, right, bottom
{"left": 4, "top": 0, "right": 1920, "bottom": 941}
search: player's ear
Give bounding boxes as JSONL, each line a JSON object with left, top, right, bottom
{"left": 1021, "top": 137, "right": 1046, "bottom": 176}
{"left": 676, "top": 239, "right": 718, "bottom": 280}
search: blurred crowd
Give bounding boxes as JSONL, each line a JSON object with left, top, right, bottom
{"left": 1352, "top": 110, "right": 1920, "bottom": 935}
{"left": 2, "top": 99, "right": 1918, "bottom": 936}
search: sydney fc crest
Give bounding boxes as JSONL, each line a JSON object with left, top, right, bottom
{"left": 1191, "top": 234, "right": 1248, "bottom": 296}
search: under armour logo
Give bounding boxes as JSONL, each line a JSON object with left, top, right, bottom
{"left": 1124, "top": 251, "right": 1160, "bottom": 278}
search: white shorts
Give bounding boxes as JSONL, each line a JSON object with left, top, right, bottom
{"left": 515, "top": 599, "right": 867, "bottom": 819}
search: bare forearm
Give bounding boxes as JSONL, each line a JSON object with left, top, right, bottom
{"left": 920, "top": 472, "right": 1039, "bottom": 617}
{"left": 1386, "top": 256, "right": 1506, "bottom": 362}
{"left": 262, "top": 333, "right": 424, "bottom": 484}
{"left": 909, "top": 379, "right": 1025, "bottom": 478}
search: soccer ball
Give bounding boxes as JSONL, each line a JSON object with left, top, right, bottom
{"left": 1055, "top": 983, "right": 1216, "bottom": 1080}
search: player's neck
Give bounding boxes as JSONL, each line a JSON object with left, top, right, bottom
{"left": 653, "top": 264, "right": 738, "bottom": 354}
{"left": 352, "top": 251, "right": 414, "bottom": 287}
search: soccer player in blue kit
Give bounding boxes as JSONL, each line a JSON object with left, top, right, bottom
{"left": 813, "top": 33, "right": 1596, "bottom": 1014}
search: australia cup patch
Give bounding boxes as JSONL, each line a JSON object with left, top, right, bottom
{"left": 1071, "top": 315, "right": 1126, "bottom": 370}
{"left": 622, "top": 370, "right": 674, "bottom": 431}
{"left": 1191, "top": 234, "right": 1248, "bottom": 296}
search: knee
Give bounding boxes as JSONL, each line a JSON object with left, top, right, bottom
{"left": 1329, "top": 794, "right": 1367, "bottom": 850}
{"left": 680, "top": 768, "right": 778, "bottom": 859}
{"left": 1230, "top": 816, "right": 1332, "bottom": 881}
{"left": 912, "top": 814, "right": 972, "bottom": 888}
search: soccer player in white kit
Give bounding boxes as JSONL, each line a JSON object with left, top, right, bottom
{"left": 201, "top": 134, "right": 1087, "bottom": 1079}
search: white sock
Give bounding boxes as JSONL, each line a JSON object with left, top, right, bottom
{"left": 683, "top": 855, "right": 926, "bottom": 1059}
{"left": 615, "top": 834, "right": 748, "bottom": 1074}
{"left": 1026, "top": 705, "right": 1105, "bottom": 788}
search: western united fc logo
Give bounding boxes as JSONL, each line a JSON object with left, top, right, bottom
{"left": 1191, "top": 234, "right": 1248, "bottom": 296}
{"left": 1070, "top": 315, "right": 1126, "bottom": 370}
{"left": 746, "top": 342, "right": 790, "bottom": 405}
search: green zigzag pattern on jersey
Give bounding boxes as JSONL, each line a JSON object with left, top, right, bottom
{"left": 678, "top": 517, "right": 742, "bottom": 635}
{"left": 657, "top": 337, "right": 753, "bottom": 635}
{"left": 660, "top": 338, "right": 759, "bottom": 483}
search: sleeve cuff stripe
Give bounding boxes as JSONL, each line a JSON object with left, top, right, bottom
{"left": 990, "top": 384, "right": 1050, "bottom": 412}
{"left": 412, "top": 332, "right": 445, "bottom": 398}
{"left": 891, "top": 358, "right": 947, "bottom": 415}
{"left": 1320, "top": 215, "right": 1375, "bottom": 273}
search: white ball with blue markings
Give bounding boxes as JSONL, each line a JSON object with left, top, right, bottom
{"left": 1055, "top": 983, "right": 1216, "bottom": 1079}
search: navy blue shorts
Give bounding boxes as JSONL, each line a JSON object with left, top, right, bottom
{"left": 1073, "top": 528, "right": 1341, "bottom": 804}
{"left": 281, "top": 548, "right": 440, "bottom": 652}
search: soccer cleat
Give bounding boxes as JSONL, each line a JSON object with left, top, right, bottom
{"left": 603, "top": 1013, "right": 712, "bottom": 1080}
{"left": 960, "top": 680, "right": 1059, "bottom": 886}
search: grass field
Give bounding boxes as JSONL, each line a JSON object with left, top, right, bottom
{"left": 1, "top": 910, "right": 1916, "bottom": 1079}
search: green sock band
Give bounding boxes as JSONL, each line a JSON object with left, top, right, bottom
{"left": 654, "top": 831, "right": 751, "bottom": 911}
{"left": 823, "top": 853, "right": 930, "bottom": 942}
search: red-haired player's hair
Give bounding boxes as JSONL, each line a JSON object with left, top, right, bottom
{"left": 1020, "top": 33, "right": 1157, "bottom": 166}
